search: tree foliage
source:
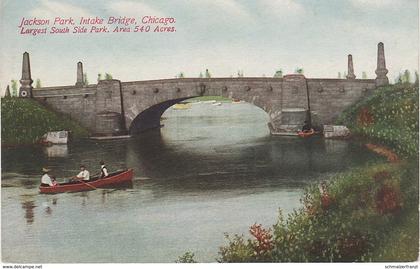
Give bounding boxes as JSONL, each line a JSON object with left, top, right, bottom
{"left": 274, "top": 69, "right": 283, "bottom": 78}
{"left": 35, "top": 78, "right": 41, "bottom": 88}
{"left": 205, "top": 69, "right": 211, "bottom": 78}
{"left": 105, "top": 73, "right": 113, "bottom": 80}
{"left": 295, "top": 68, "right": 304, "bottom": 74}
{"left": 362, "top": 72, "right": 367, "bottom": 79}
{"left": 11, "top": 80, "right": 18, "bottom": 97}
{"left": 83, "top": 73, "right": 89, "bottom": 85}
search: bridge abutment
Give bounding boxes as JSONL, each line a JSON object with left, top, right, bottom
{"left": 94, "top": 79, "right": 127, "bottom": 136}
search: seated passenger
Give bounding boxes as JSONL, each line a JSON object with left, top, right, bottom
{"left": 41, "top": 167, "right": 57, "bottom": 187}
{"left": 100, "top": 161, "right": 108, "bottom": 179}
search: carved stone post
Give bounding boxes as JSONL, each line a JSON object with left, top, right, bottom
{"left": 19, "top": 52, "right": 33, "bottom": 98}
{"left": 76, "top": 61, "right": 84, "bottom": 86}
{"left": 375, "top": 42, "right": 389, "bottom": 86}
{"left": 346, "top": 54, "right": 356, "bottom": 79}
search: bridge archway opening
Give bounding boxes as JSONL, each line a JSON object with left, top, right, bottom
{"left": 128, "top": 96, "right": 271, "bottom": 137}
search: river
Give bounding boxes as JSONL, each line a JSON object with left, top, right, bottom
{"left": 1, "top": 102, "right": 378, "bottom": 263}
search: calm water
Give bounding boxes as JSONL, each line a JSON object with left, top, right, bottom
{"left": 1, "top": 102, "right": 378, "bottom": 263}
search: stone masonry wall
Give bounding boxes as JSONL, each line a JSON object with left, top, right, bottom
{"left": 307, "top": 78, "right": 376, "bottom": 123}
{"left": 32, "top": 85, "right": 97, "bottom": 132}
{"left": 32, "top": 76, "right": 377, "bottom": 135}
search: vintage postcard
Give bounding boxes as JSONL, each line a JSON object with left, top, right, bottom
{"left": 0, "top": 0, "right": 418, "bottom": 268}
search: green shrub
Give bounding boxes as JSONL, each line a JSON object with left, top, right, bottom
{"left": 218, "top": 162, "right": 418, "bottom": 262}
{"left": 175, "top": 251, "right": 197, "bottom": 263}
{"left": 1, "top": 97, "right": 89, "bottom": 145}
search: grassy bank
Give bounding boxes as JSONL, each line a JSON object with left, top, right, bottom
{"left": 178, "top": 83, "right": 419, "bottom": 263}
{"left": 337, "top": 83, "right": 418, "bottom": 158}
{"left": 1, "top": 97, "right": 89, "bottom": 146}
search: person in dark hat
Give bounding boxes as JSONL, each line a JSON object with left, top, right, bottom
{"left": 99, "top": 161, "right": 108, "bottom": 179}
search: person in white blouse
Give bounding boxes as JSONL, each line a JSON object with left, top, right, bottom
{"left": 41, "top": 167, "right": 56, "bottom": 186}
{"left": 73, "top": 165, "right": 90, "bottom": 181}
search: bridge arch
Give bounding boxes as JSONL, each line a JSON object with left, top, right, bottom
{"left": 127, "top": 95, "right": 275, "bottom": 135}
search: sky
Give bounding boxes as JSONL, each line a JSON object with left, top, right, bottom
{"left": 0, "top": 0, "right": 418, "bottom": 92}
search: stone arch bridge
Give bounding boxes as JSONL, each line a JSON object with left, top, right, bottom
{"left": 17, "top": 42, "right": 389, "bottom": 136}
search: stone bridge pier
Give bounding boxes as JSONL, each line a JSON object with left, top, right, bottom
{"left": 19, "top": 42, "right": 389, "bottom": 136}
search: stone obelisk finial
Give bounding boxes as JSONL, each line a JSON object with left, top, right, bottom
{"left": 76, "top": 61, "right": 84, "bottom": 86}
{"left": 19, "top": 52, "right": 33, "bottom": 98}
{"left": 4, "top": 85, "right": 11, "bottom": 97}
{"left": 375, "top": 42, "right": 389, "bottom": 86}
{"left": 346, "top": 54, "right": 356, "bottom": 79}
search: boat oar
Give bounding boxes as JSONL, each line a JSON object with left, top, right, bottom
{"left": 77, "top": 179, "right": 97, "bottom": 190}
{"left": 69, "top": 176, "right": 98, "bottom": 190}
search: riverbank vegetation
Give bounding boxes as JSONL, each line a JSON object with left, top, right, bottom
{"left": 1, "top": 97, "right": 89, "bottom": 146}
{"left": 178, "top": 83, "right": 418, "bottom": 262}
{"left": 216, "top": 161, "right": 418, "bottom": 262}
{"left": 337, "top": 83, "right": 418, "bottom": 158}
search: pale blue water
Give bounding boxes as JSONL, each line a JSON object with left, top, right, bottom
{"left": 1, "top": 102, "right": 378, "bottom": 262}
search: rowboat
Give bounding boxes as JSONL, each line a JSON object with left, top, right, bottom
{"left": 39, "top": 169, "right": 134, "bottom": 194}
{"left": 298, "top": 129, "right": 315, "bottom": 138}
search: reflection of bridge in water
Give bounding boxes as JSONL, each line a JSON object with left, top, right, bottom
{"left": 123, "top": 132, "right": 378, "bottom": 197}
{"left": 16, "top": 42, "right": 389, "bottom": 136}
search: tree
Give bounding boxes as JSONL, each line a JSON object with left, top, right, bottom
{"left": 337, "top": 72, "right": 341, "bottom": 79}
{"left": 35, "top": 79, "right": 41, "bottom": 88}
{"left": 362, "top": 71, "right": 367, "bottom": 79}
{"left": 105, "top": 73, "right": 113, "bottom": 80}
{"left": 205, "top": 69, "right": 211, "bottom": 78}
{"left": 199, "top": 72, "right": 203, "bottom": 78}
{"left": 274, "top": 69, "right": 283, "bottom": 78}
{"left": 83, "top": 73, "right": 89, "bottom": 85}
{"left": 394, "top": 73, "right": 403, "bottom": 84}
{"left": 237, "top": 70, "right": 244, "bottom": 77}
{"left": 415, "top": 71, "right": 419, "bottom": 86}
{"left": 295, "top": 67, "right": 304, "bottom": 74}
{"left": 11, "top": 80, "right": 18, "bottom": 97}
{"left": 97, "top": 73, "right": 103, "bottom": 82}
{"left": 177, "top": 72, "right": 185, "bottom": 78}
{"left": 402, "top": 70, "right": 411, "bottom": 83}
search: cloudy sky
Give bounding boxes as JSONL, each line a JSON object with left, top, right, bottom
{"left": 0, "top": 0, "right": 418, "bottom": 91}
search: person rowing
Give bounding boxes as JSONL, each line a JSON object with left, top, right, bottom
{"left": 301, "top": 120, "right": 314, "bottom": 133}
{"left": 72, "top": 165, "right": 90, "bottom": 182}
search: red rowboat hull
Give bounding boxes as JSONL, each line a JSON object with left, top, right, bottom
{"left": 39, "top": 169, "right": 134, "bottom": 194}
{"left": 298, "top": 129, "right": 315, "bottom": 138}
